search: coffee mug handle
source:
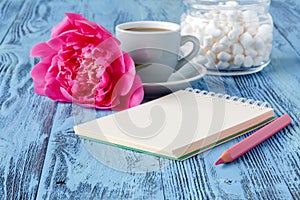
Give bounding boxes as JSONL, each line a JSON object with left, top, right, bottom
{"left": 174, "top": 35, "right": 200, "bottom": 71}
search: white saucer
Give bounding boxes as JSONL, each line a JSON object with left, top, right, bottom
{"left": 141, "top": 62, "right": 206, "bottom": 98}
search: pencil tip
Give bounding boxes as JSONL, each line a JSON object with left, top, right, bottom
{"left": 215, "top": 158, "right": 224, "bottom": 165}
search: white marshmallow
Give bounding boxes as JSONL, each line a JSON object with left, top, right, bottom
{"left": 245, "top": 47, "right": 258, "bottom": 57}
{"left": 253, "top": 56, "right": 263, "bottom": 66}
{"left": 197, "top": 55, "right": 208, "bottom": 64}
{"left": 205, "top": 61, "right": 216, "bottom": 69}
{"left": 256, "top": 24, "right": 273, "bottom": 42}
{"left": 242, "top": 10, "right": 259, "bottom": 23}
{"left": 263, "top": 50, "right": 271, "bottom": 62}
{"left": 235, "top": 25, "right": 244, "bottom": 36}
{"left": 219, "top": 13, "right": 227, "bottom": 22}
{"left": 181, "top": 24, "right": 193, "bottom": 35}
{"left": 245, "top": 22, "right": 259, "bottom": 36}
{"left": 206, "top": 50, "right": 216, "bottom": 63}
{"left": 261, "top": 44, "right": 272, "bottom": 61}
{"left": 211, "top": 29, "right": 222, "bottom": 38}
{"left": 205, "top": 21, "right": 218, "bottom": 35}
{"left": 254, "top": 37, "right": 265, "bottom": 50}
{"left": 258, "top": 24, "right": 273, "bottom": 34}
{"left": 233, "top": 54, "right": 245, "bottom": 66}
{"left": 254, "top": 37, "right": 267, "bottom": 55}
{"left": 217, "top": 61, "right": 230, "bottom": 69}
{"left": 194, "top": 31, "right": 204, "bottom": 43}
{"left": 228, "top": 30, "right": 239, "bottom": 41}
{"left": 204, "top": 12, "right": 212, "bottom": 19}
{"left": 244, "top": 56, "right": 254, "bottom": 67}
{"left": 232, "top": 43, "right": 244, "bottom": 55}
{"left": 221, "top": 24, "right": 230, "bottom": 34}
{"left": 217, "top": 51, "right": 232, "bottom": 62}
{"left": 198, "top": 47, "right": 206, "bottom": 56}
{"left": 189, "top": 23, "right": 200, "bottom": 34}
{"left": 203, "top": 36, "right": 213, "bottom": 49}
{"left": 183, "top": 14, "right": 193, "bottom": 24}
{"left": 240, "top": 32, "right": 254, "bottom": 48}
{"left": 256, "top": 32, "right": 273, "bottom": 43}
{"left": 219, "top": 36, "right": 231, "bottom": 48}
{"left": 225, "top": 1, "right": 239, "bottom": 7}
{"left": 226, "top": 13, "right": 238, "bottom": 21}
{"left": 212, "top": 13, "right": 219, "bottom": 21}
{"left": 212, "top": 43, "right": 224, "bottom": 52}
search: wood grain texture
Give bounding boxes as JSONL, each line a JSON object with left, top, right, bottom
{"left": 271, "top": 0, "right": 300, "bottom": 55}
{"left": 0, "top": 0, "right": 59, "bottom": 198}
{"left": 0, "top": 0, "right": 299, "bottom": 199}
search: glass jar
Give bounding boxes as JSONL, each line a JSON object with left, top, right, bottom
{"left": 181, "top": 0, "right": 273, "bottom": 75}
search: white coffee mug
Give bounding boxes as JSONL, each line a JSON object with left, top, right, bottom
{"left": 115, "top": 21, "right": 199, "bottom": 83}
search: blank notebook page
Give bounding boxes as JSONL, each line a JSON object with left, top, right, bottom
{"left": 74, "top": 90, "right": 274, "bottom": 160}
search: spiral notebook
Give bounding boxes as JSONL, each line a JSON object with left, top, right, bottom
{"left": 74, "top": 88, "right": 275, "bottom": 161}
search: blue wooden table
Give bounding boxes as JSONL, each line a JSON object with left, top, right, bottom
{"left": 0, "top": 0, "right": 299, "bottom": 199}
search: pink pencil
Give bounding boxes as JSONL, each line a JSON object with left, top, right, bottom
{"left": 215, "top": 114, "right": 292, "bottom": 165}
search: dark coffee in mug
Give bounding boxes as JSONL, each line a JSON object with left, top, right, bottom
{"left": 124, "top": 27, "right": 171, "bottom": 32}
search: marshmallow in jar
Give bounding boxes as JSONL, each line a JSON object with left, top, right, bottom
{"left": 181, "top": 0, "right": 273, "bottom": 75}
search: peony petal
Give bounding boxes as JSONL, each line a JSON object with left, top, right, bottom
{"left": 115, "top": 72, "right": 135, "bottom": 96}
{"left": 58, "top": 30, "right": 100, "bottom": 47}
{"left": 44, "top": 77, "right": 68, "bottom": 102}
{"left": 122, "top": 52, "right": 136, "bottom": 72}
{"left": 128, "top": 76, "right": 144, "bottom": 108}
{"left": 110, "top": 52, "right": 135, "bottom": 75}
{"left": 51, "top": 12, "right": 87, "bottom": 38}
{"left": 111, "top": 75, "right": 144, "bottom": 110}
{"left": 97, "top": 37, "right": 124, "bottom": 67}
{"left": 65, "top": 13, "right": 86, "bottom": 23}
{"left": 51, "top": 17, "right": 73, "bottom": 38}
{"left": 60, "top": 87, "right": 73, "bottom": 101}
{"left": 30, "top": 57, "right": 52, "bottom": 82}
{"left": 110, "top": 53, "right": 136, "bottom": 96}
{"left": 96, "top": 26, "right": 115, "bottom": 43}
{"left": 32, "top": 80, "right": 46, "bottom": 95}
{"left": 65, "top": 12, "right": 115, "bottom": 43}
{"left": 47, "top": 38, "right": 64, "bottom": 51}
{"left": 30, "top": 42, "right": 56, "bottom": 57}
{"left": 47, "top": 56, "right": 60, "bottom": 77}
{"left": 74, "top": 19, "right": 98, "bottom": 35}
{"left": 31, "top": 55, "right": 55, "bottom": 97}
{"left": 40, "top": 55, "right": 68, "bottom": 101}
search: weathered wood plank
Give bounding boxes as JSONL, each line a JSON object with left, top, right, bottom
{"left": 271, "top": 0, "right": 300, "bottom": 55}
{"left": 0, "top": 0, "right": 24, "bottom": 43}
{"left": 84, "top": 0, "right": 184, "bottom": 33}
{"left": 0, "top": 46, "right": 57, "bottom": 199}
{"left": 0, "top": 0, "right": 74, "bottom": 199}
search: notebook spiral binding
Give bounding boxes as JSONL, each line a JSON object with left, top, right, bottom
{"left": 185, "top": 88, "right": 271, "bottom": 109}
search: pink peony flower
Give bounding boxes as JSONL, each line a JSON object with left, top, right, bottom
{"left": 30, "top": 13, "right": 144, "bottom": 110}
